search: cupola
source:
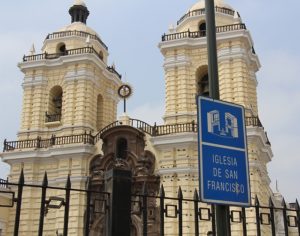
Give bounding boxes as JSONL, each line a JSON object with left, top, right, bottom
{"left": 69, "top": 0, "right": 90, "bottom": 24}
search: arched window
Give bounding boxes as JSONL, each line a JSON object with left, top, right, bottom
{"left": 199, "top": 22, "right": 206, "bottom": 36}
{"left": 46, "top": 86, "right": 63, "bottom": 122}
{"left": 96, "top": 94, "right": 103, "bottom": 131}
{"left": 116, "top": 138, "right": 127, "bottom": 159}
{"left": 57, "top": 43, "right": 66, "bottom": 55}
{"left": 196, "top": 66, "right": 209, "bottom": 97}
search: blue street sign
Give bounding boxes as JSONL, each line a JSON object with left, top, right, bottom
{"left": 197, "top": 96, "right": 250, "bottom": 206}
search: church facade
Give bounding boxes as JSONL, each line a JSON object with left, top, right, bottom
{"left": 0, "top": 0, "right": 292, "bottom": 235}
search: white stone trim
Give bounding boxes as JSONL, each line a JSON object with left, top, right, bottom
{"left": 150, "top": 133, "right": 198, "bottom": 149}
{"left": 163, "top": 112, "right": 197, "bottom": 121}
{"left": 247, "top": 126, "right": 273, "bottom": 161}
{"left": 1, "top": 144, "right": 95, "bottom": 163}
{"left": 22, "top": 175, "right": 89, "bottom": 186}
{"left": 249, "top": 161, "right": 271, "bottom": 185}
{"left": 18, "top": 54, "right": 121, "bottom": 87}
{"left": 156, "top": 167, "right": 198, "bottom": 175}
{"left": 22, "top": 75, "right": 48, "bottom": 88}
{"left": 177, "top": 12, "right": 234, "bottom": 30}
{"left": 163, "top": 55, "right": 192, "bottom": 69}
{"left": 18, "top": 124, "right": 96, "bottom": 136}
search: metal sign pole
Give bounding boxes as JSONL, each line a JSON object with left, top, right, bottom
{"left": 205, "top": 0, "right": 230, "bottom": 235}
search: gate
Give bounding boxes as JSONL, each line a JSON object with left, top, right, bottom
{"left": 0, "top": 171, "right": 299, "bottom": 236}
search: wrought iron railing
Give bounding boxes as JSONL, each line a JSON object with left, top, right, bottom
{"left": 1, "top": 172, "right": 299, "bottom": 236}
{"left": 23, "top": 46, "right": 100, "bottom": 62}
{"left": 3, "top": 133, "right": 94, "bottom": 152}
{"left": 162, "top": 23, "right": 246, "bottom": 42}
{"left": 3, "top": 116, "right": 264, "bottom": 152}
{"left": 107, "top": 66, "right": 122, "bottom": 79}
{"left": 0, "top": 178, "right": 8, "bottom": 189}
{"left": 22, "top": 47, "right": 122, "bottom": 79}
{"left": 177, "top": 6, "right": 235, "bottom": 25}
{"left": 46, "top": 30, "right": 108, "bottom": 50}
{"left": 45, "top": 112, "right": 61, "bottom": 123}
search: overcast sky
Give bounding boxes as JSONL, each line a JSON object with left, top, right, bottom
{"left": 0, "top": 0, "right": 299, "bottom": 202}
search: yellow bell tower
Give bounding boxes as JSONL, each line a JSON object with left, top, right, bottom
{"left": 18, "top": 0, "right": 122, "bottom": 141}
{"left": 159, "top": 0, "right": 260, "bottom": 125}
{"left": 1, "top": 1, "right": 122, "bottom": 235}
{"left": 157, "top": 0, "right": 273, "bottom": 211}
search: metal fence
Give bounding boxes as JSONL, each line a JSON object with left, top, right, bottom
{"left": 3, "top": 116, "right": 266, "bottom": 152}
{"left": 1, "top": 172, "right": 299, "bottom": 236}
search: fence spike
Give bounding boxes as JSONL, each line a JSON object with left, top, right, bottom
{"left": 66, "top": 174, "right": 71, "bottom": 189}
{"left": 282, "top": 198, "right": 287, "bottom": 208}
{"left": 194, "top": 189, "right": 199, "bottom": 201}
{"left": 269, "top": 197, "right": 274, "bottom": 207}
{"left": 178, "top": 186, "right": 183, "bottom": 199}
{"left": 142, "top": 182, "right": 148, "bottom": 195}
{"left": 296, "top": 199, "right": 300, "bottom": 210}
{"left": 160, "top": 185, "right": 165, "bottom": 197}
{"left": 19, "top": 168, "right": 25, "bottom": 184}
{"left": 255, "top": 195, "right": 260, "bottom": 206}
{"left": 42, "top": 172, "right": 48, "bottom": 187}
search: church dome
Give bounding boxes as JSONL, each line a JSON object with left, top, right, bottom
{"left": 56, "top": 0, "right": 100, "bottom": 38}
{"left": 189, "top": 0, "right": 234, "bottom": 12}
{"left": 58, "top": 22, "right": 99, "bottom": 37}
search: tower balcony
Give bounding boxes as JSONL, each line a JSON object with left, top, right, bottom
{"left": 177, "top": 6, "right": 235, "bottom": 26}
{"left": 22, "top": 46, "right": 122, "bottom": 79}
{"left": 162, "top": 23, "right": 246, "bottom": 42}
{"left": 2, "top": 116, "right": 268, "bottom": 152}
{"left": 45, "top": 30, "right": 108, "bottom": 50}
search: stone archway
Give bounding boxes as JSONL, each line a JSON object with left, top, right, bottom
{"left": 88, "top": 126, "right": 160, "bottom": 235}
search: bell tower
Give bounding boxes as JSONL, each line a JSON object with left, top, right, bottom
{"left": 2, "top": 1, "right": 122, "bottom": 235}
{"left": 157, "top": 0, "right": 273, "bottom": 212}
{"left": 18, "top": 0, "right": 122, "bottom": 141}
{"left": 159, "top": 0, "right": 260, "bottom": 125}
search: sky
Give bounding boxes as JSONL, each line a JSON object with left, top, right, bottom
{"left": 0, "top": 0, "right": 299, "bottom": 202}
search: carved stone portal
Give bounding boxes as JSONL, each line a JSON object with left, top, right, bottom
{"left": 89, "top": 126, "right": 160, "bottom": 235}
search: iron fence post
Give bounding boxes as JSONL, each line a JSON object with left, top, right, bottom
{"left": 282, "top": 198, "right": 289, "bottom": 236}
{"left": 160, "top": 185, "right": 165, "bottom": 236}
{"left": 178, "top": 187, "right": 183, "bottom": 236}
{"left": 14, "top": 169, "right": 24, "bottom": 236}
{"left": 241, "top": 207, "right": 247, "bottom": 236}
{"left": 194, "top": 189, "right": 199, "bottom": 236}
{"left": 296, "top": 200, "right": 300, "bottom": 236}
{"left": 211, "top": 204, "right": 216, "bottom": 236}
{"left": 85, "top": 179, "right": 91, "bottom": 236}
{"left": 269, "top": 198, "right": 276, "bottom": 236}
{"left": 142, "top": 183, "right": 148, "bottom": 236}
{"left": 63, "top": 175, "right": 71, "bottom": 236}
{"left": 38, "top": 172, "right": 48, "bottom": 236}
{"left": 255, "top": 196, "right": 261, "bottom": 236}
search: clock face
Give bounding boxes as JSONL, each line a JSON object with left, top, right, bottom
{"left": 118, "top": 84, "right": 132, "bottom": 99}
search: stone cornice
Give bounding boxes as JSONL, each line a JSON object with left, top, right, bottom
{"left": 1, "top": 144, "right": 95, "bottom": 163}
{"left": 150, "top": 132, "right": 198, "bottom": 149}
{"left": 247, "top": 126, "right": 273, "bottom": 162}
{"left": 159, "top": 30, "right": 260, "bottom": 71}
{"left": 156, "top": 167, "right": 198, "bottom": 175}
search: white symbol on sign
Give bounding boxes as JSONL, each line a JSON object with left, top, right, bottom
{"left": 207, "top": 110, "right": 238, "bottom": 138}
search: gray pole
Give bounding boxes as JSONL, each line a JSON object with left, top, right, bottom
{"left": 205, "top": 0, "right": 230, "bottom": 235}
{"left": 205, "top": 0, "right": 219, "bottom": 100}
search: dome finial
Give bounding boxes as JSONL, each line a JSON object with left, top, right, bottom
{"left": 74, "top": 0, "right": 86, "bottom": 7}
{"left": 29, "top": 43, "right": 36, "bottom": 55}
{"left": 69, "top": 0, "right": 89, "bottom": 24}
